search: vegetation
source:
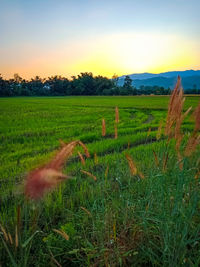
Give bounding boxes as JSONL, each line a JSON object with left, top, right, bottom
{"left": 0, "top": 73, "right": 172, "bottom": 97}
{"left": 0, "top": 84, "right": 200, "bottom": 266}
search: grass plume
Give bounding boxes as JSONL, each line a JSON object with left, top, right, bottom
{"left": 165, "top": 76, "right": 192, "bottom": 155}
{"left": 53, "top": 229, "right": 69, "bottom": 241}
{"left": 102, "top": 118, "right": 106, "bottom": 137}
{"left": 165, "top": 76, "right": 184, "bottom": 141}
{"left": 81, "top": 170, "right": 97, "bottom": 181}
{"left": 115, "top": 106, "right": 119, "bottom": 123}
{"left": 25, "top": 140, "right": 90, "bottom": 200}
{"left": 125, "top": 154, "right": 137, "bottom": 175}
{"left": 184, "top": 101, "right": 200, "bottom": 156}
{"left": 78, "top": 151, "right": 85, "bottom": 165}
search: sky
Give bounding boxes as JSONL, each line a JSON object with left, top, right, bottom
{"left": 0, "top": 0, "right": 200, "bottom": 79}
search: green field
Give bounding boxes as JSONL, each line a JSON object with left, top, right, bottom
{"left": 0, "top": 96, "right": 200, "bottom": 266}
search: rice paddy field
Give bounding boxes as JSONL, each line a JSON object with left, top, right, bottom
{"left": 0, "top": 95, "right": 200, "bottom": 266}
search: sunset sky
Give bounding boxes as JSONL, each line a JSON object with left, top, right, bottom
{"left": 1, "top": 0, "right": 200, "bottom": 79}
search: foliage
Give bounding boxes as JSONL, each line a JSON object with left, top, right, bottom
{"left": 0, "top": 73, "right": 173, "bottom": 97}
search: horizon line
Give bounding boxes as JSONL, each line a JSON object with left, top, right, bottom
{"left": 1, "top": 68, "right": 200, "bottom": 80}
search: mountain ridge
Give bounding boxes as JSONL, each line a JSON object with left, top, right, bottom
{"left": 119, "top": 70, "right": 200, "bottom": 80}
{"left": 118, "top": 70, "right": 200, "bottom": 89}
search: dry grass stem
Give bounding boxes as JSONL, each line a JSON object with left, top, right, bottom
{"left": 162, "top": 152, "right": 169, "bottom": 172}
{"left": 78, "top": 151, "right": 85, "bottom": 165}
{"left": 153, "top": 150, "right": 159, "bottom": 167}
{"left": 115, "top": 107, "right": 119, "bottom": 123}
{"left": 8, "top": 232, "right": 13, "bottom": 245}
{"left": 81, "top": 170, "right": 97, "bottom": 181}
{"left": 102, "top": 119, "right": 106, "bottom": 137}
{"left": 15, "top": 226, "right": 18, "bottom": 248}
{"left": 193, "top": 101, "right": 200, "bottom": 132}
{"left": 175, "top": 106, "right": 192, "bottom": 152}
{"left": 53, "top": 229, "right": 69, "bottom": 241}
{"left": 147, "top": 127, "right": 151, "bottom": 137}
{"left": 49, "top": 250, "right": 63, "bottom": 267}
{"left": 184, "top": 134, "right": 200, "bottom": 157}
{"left": 80, "top": 206, "right": 92, "bottom": 217}
{"left": 125, "top": 154, "right": 137, "bottom": 176}
{"left": 165, "top": 76, "right": 185, "bottom": 141}
{"left": 138, "top": 172, "right": 145, "bottom": 179}
{"left": 165, "top": 76, "right": 181, "bottom": 135}
{"left": 78, "top": 141, "right": 90, "bottom": 158}
{"left": 0, "top": 224, "right": 8, "bottom": 242}
{"left": 94, "top": 152, "right": 98, "bottom": 165}
{"left": 165, "top": 76, "right": 194, "bottom": 158}
{"left": 105, "top": 165, "right": 109, "bottom": 178}
{"left": 47, "top": 141, "right": 78, "bottom": 170}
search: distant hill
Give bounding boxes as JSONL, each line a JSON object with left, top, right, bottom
{"left": 118, "top": 70, "right": 200, "bottom": 89}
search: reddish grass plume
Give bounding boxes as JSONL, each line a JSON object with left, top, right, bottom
{"left": 25, "top": 140, "right": 90, "bottom": 200}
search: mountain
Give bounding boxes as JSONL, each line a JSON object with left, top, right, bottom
{"left": 118, "top": 70, "right": 200, "bottom": 89}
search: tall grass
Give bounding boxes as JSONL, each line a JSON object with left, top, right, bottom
{"left": 0, "top": 91, "right": 199, "bottom": 266}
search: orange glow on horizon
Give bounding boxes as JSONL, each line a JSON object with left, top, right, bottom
{"left": 1, "top": 32, "right": 200, "bottom": 79}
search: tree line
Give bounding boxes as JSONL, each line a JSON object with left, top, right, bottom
{"left": 0, "top": 72, "right": 193, "bottom": 97}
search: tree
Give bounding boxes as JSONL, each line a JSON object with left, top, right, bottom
{"left": 112, "top": 73, "right": 119, "bottom": 87}
{"left": 29, "top": 76, "right": 43, "bottom": 95}
{"left": 14, "top": 73, "right": 22, "bottom": 83}
{"left": 0, "top": 74, "right": 12, "bottom": 96}
{"left": 123, "top": 75, "right": 132, "bottom": 89}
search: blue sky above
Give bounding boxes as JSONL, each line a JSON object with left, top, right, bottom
{"left": 1, "top": 0, "right": 200, "bottom": 78}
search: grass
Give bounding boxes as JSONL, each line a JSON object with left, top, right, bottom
{"left": 0, "top": 94, "right": 200, "bottom": 266}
